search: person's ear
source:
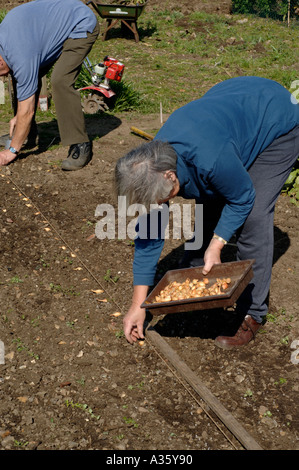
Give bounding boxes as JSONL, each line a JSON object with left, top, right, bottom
{"left": 164, "top": 170, "right": 176, "bottom": 182}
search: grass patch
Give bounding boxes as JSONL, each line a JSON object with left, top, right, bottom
{"left": 85, "top": 8, "right": 299, "bottom": 114}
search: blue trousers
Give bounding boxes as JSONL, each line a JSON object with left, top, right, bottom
{"left": 183, "top": 125, "right": 299, "bottom": 323}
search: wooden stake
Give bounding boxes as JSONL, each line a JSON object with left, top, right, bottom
{"left": 130, "top": 126, "right": 154, "bottom": 141}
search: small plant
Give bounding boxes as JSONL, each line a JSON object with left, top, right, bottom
{"left": 14, "top": 440, "right": 29, "bottom": 448}
{"left": 39, "top": 256, "right": 49, "bottom": 268}
{"left": 274, "top": 377, "right": 287, "bottom": 385}
{"left": 30, "top": 316, "right": 41, "bottom": 327}
{"left": 103, "top": 269, "right": 119, "bottom": 284}
{"left": 49, "top": 283, "right": 80, "bottom": 296}
{"left": 122, "top": 416, "right": 139, "bottom": 428}
{"left": 49, "top": 282, "right": 62, "bottom": 292}
{"left": 65, "top": 400, "right": 100, "bottom": 420}
{"left": 266, "top": 307, "right": 287, "bottom": 324}
{"left": 9, "top": 275, "right": 23, "bottom": 284}
{"left": 77, "top": 377, "right": 86, "bottom": 386}
{"left": 66, "top": 320, "right": 76, "bottom": 329}
{"left": 280, "top": 335, "right": 289, "bottom": 345}
{"left": 266, "top": 312, "right": 277, "bottom": 323}
{"left": 115, "top": 329, "right": 125, "bottom": 339}
{"left": 137, "top": 376, "right": 146, "bottom": 388}
{"left": 13, "top": 338, "right": 39, "bottom": 360}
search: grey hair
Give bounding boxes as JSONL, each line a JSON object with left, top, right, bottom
{"left": 115, "top": 140, "right": 177, "bottom": 210}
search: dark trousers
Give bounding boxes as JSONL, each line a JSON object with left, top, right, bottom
{"left": 183, "top": 125, "right": 299, "bottom": 323}
{"left": 51, "top": 23, "right": 99, "bottom": 146}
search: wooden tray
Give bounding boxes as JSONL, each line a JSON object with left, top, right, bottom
{"left": 141, "top": 260, "right": 255, "bottom": 316}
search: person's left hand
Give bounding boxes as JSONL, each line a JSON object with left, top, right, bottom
{"left": 0, "top": 149, "right": 17, "bottom": 166}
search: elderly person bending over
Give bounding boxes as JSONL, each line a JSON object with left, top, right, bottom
{"left": 115, "top": 76, "right": 299, "bottom": 349}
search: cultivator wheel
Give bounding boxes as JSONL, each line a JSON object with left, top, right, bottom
{"left": 82, "top": 93, "right": 109, "bottom": 114}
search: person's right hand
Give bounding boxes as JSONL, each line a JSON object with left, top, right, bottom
{"left": 123, "top": 304, "right": 146, "bottom": 344}
{"left": 0, "top": 149, "right": 17, "bottom": 166}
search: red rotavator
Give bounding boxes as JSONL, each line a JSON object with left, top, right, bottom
{"left": 80, "top": 55, "right": 125, "bottom": 113}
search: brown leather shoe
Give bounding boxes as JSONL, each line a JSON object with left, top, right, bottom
{"left": 215, "top": 315, "right": 262, "bottom": 350}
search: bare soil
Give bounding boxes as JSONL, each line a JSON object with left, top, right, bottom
{"left": 0, "top": 0, "right": 298, "bottom": 454}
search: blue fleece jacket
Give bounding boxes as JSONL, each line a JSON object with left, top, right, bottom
{"left": 0, "top": 0, "right": 97, "bottom": 101}
{"left": 133, "top": 77, "right": 299, "bottom": 286}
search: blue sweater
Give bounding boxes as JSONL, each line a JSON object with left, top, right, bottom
{"left": 133, "top": 77, "right": 299, "bottom": 286}
{"left": 0, "top": 0, "right": 97, "bottom": 101}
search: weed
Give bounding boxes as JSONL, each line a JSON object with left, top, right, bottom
{"left": 40, "top": 256, "right": 49, "bottom": 268}
{"left": 14, "top": 440, "right": 29, "bottom": 448}
{"left": 9, "top": 276, "right": 23, "bottom": 284}
{"left": 77, "top": 377, "right": 86, "bottom": 386}
{"left": 127, "top": 376, "right": 146, "bottom": 389}
{"left": 66, "top": 320, "right": 75, "bottom": 329}
{"left": 280, "top": 336, "right": 289, "bottom": 345}
{"left": 122, "top": 416, "right": 139, "bottom": 428}
{"left": 13, "top": 338, "right": 39, "bottom": 360}
{"left": 266, "top": 312, "right": 278, "bottom": 323}
{"left": 81, "top": 220, "right": 95, "bottom": 232}
{"left": 266, "top": 307, "right": 287, "bottom": 324}
{"left": 30, "top": 316, "right": 41, "bottom": 328}
{"left": 104, "top": 269, "right": 119, "bottom": 284}
{"left": 115, "top": 329, "right": 125, "bottom": 339}
{"left": 274, "top": 377, "right": 287, "bottom": 385}
{"left": 49, "top": 282, "right": 80, "bottom": 296}
{"left": 49, "top": 282, "right": 62, "bottom": 293}
{"left": 137, "top": 376, "right": 146, "bottom": 388}
{"left": 65, "top": 399, "right": 100, "bottom": 420}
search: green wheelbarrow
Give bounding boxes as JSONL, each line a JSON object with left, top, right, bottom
{"left": 87, "top": 1, "right": 148, "bottom": 42}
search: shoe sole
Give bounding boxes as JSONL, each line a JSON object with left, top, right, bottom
{"left": 61, "top": 154, "right": 92, "bottom": 171}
